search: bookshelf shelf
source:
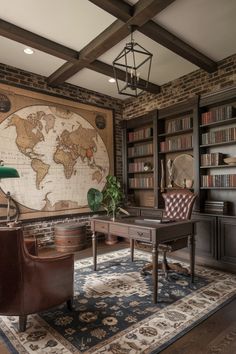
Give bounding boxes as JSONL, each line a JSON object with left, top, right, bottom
{"left": 200, "top": 116, "right": 236, "bottom": 128}
{"left": 158, "top": 128, "right": 193, "bottom": 138}
{"left": 128, "top": 171, "right": 154, "bottom": 175}
{"left": 200, "top": 140, "right": 236, "bottom": 148}
{"left": 127, "top": 137, "right": 153, "bottom": 145}
{"left": 128, "top": 187, "right": 154, "bottom": 190}
{"left": 159, "top": 147, "right": 193, "bottom": 154}
{"left": 200, "top": 187, "right": 236, "bottom": 190}
{"left": 200, "top": 165, "right": 236, "bottom": 169}
{"left": 128, "top": 154, "right": 153, "bottom": 159}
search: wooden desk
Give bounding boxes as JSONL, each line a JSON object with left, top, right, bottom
{"left": 90, "top": 216, "right": 196, "bottom": 304}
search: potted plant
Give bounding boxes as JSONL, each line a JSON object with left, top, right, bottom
{"left": 87, "top": 175, "right": 123, "bottom": 221}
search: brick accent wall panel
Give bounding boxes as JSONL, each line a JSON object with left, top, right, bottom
{"left": 122, "top": 54, "right": 236, "bottom": 118}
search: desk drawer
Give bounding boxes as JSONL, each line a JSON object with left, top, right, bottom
{"left": 94, "top": 221, "right": 108, "bottom": 233}
{"left": 129, "top": 227, "right": 152, "bottom": 241}
{"left": 110, "top": 224, "right": 128, "bottom": 237}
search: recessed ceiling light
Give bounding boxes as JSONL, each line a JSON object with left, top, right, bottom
{"left": 24, "top": 48, "right": 34, "bottom": 55}
{"left": 108, "top": 78, "right": 116, "bottom": 83}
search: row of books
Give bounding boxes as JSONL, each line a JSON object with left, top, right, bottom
{"left": 204, "top": 200, "right": 229, "bottom": 215}
{"left": 128, "top": 162, "right": 152, "bottom": 173}
{"left": 128, "top": 143, "right": 153, "bottom": 158}
{"left": 128, "top": 127, "right": 153, "bottom": 142}
{"left": 201, "top": 127, "right": 236, "bottom": 145}
{"left": 129, "top": 177, "right": 154, "bottom": 189}
{"left": 201, "top": 105, "right": 235, "bottom": 125}
{"left": 166, "top": 116, "right": 193, "bottom": 133}
{"left": 160, "top": 135, "right": 192, "bottom": 152}
{"left": 201, "top": 153, "right": 224, "bottom": 166}
{"left": 201, "top": 174, "right": 236, "bottom": 187}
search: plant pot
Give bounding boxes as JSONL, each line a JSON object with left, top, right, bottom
{"left": 105, "top": 234, "right": 118, "bottom": 245}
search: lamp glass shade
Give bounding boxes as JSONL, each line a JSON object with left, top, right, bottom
{"left": 0, "top": 166, "right": 19, "bottom": 178}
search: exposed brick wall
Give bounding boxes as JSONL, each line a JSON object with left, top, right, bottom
{"left": 122, "top": 54, "right": 236, "bottom": 118}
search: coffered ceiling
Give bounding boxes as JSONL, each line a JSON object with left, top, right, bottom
{"left": 0, "top": 0, "right": 235, "bottom": 100}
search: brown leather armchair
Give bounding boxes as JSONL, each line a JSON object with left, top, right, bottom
{"left": 0, "top": 227, "right": 74, "bottom": 332}
{"left": 142, "top": 189, "right": 197, "bottom": 277}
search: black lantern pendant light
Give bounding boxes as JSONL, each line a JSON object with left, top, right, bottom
{"left": 113, "top": 26, "right": 153, "bottom": 97}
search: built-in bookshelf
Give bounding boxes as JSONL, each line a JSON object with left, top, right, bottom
{"left": 121, "top": 87, "right": 236, "bottom": 273}
{"left": 157, "top": 97, "right": 199, "bottom": 208}
{"left": 199, "top": 88, "right": 236, "bottom": 215}
{"left": 121, "top": 111, "right": 157, "bottom": 208}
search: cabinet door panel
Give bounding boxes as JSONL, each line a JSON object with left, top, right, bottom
{"left": 218, "top": 217, "right": 236, "bottom": 264}
{"left": 192, "top": 214, "right": 217, "bottom": 259}
{"left": 178, "top": 214, "right": 217, "bottom": 258}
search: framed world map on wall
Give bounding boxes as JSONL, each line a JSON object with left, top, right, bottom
{"left": 0, "top": 83, "right": 114, "bottom": 220}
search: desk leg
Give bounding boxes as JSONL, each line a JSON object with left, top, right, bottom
{"left": 92, "top": 231, "right": 97, "bottom": 271}
{"left": 189, "top": 233, "right": 195, "bottom": 283}
{"left": 130, "top": 239, "right": 134, "bottom": 262}
{"left": 152, "top": 244, "right": 158, "bottom": 304}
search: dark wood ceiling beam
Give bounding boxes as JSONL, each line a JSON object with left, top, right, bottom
{"left": 88, "top": 60, "right": 160, "bottom": 94}
{"left": 0, "top": 18, "right": 78, "bottom": 62}
{"left": 129, "top": 0, "right": 176, "bottom": 27}
{"left": 140, "top": 22, "right": 217, "bottom": 72}
{"left": 89, "top": 0, "right": 217, "bottom": 73}
{"left": 48, "top": 0, "right": 172, "bottom": 86}
{"left": 89, "top": 0, "right": 132, "bottom": 22}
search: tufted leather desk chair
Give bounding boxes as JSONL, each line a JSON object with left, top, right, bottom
{"left": 142, "top": 189, "right": 197, "bottom": 277}
{"left": 0, "top": 227, "right": 74, "bottom": 332}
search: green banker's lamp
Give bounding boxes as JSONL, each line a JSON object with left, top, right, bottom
{"left": 0, "top": 160, "right": 20, "bottom": 222}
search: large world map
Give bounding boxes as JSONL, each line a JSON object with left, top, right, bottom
{"left": 0, "top": 105, "right": 110, "bottom": 212}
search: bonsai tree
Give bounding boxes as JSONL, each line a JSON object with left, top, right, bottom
{"left": 87, "top": 175, "right": 125, "bottom": 220}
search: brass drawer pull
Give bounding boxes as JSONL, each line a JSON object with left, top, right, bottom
{"left": 137, "top": 231, "right": 143, "bottom": 236}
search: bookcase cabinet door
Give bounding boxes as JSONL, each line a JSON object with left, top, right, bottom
{"left": 173, "top": 214, "right": 217, "bottom": 261}
{"left": 192, "top": 214, "right": 217, "bottom": 259}
{"left": 218, "top": 217, "right": 236, "bottom": 265}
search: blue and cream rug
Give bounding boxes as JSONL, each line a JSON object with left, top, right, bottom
{"left": 1, "top": 249, "right": 236, "bottom": 354}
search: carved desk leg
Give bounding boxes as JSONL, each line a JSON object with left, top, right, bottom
{"left": 130, "top": 238, "right": 134, "bottom": 262}
{"left": 189, "top": 229, "right": 196, "bottom": 284}
{"left": 92, "top": 231, "right": 97, "bottom": 271}
{"left": 152, "top": 243, "right": 158, "bottom": 304}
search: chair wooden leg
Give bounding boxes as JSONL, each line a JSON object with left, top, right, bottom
{"left": 67, "top": 297, "right": 74, "bottom": 311}
{"left": 19, "top": 315, "right": 27, "bottom": 332}
{"left": 162, "top": 251, "right": 168, "bottom": 279}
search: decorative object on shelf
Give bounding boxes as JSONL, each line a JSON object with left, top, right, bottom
{"left": 167, "top": 159, "right": 174, "bottom": 188}
{"left": 143, "top": 162, "right": 152, "bottom": 171}
{"left": 160, "top": 159, "right": 165, "bottom": 192}
{"left": 172, "top": 154, "right": 194, "bottom": 188}
{"left": 0, "top": 160, "right": 20, "bottom": 222}
{"left": 204, "top": 200, "right": 230, "bottom": 215}
{"left": 185, "top": 179, "right": 193, "bottom": 189}
{"left": 224, "top": 157, "right": 236, "bottom": 166}
{"left": 113, "top": 25, "right": 153, "bottom": 97}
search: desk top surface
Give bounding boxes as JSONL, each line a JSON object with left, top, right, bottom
{"left": 91, "top": 216, "right": 196, "bottom": 230}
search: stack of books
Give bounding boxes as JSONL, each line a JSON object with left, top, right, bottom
{"left": 204, "top": 200, "right": 229, "bottom": 214}
{"left": 201, "top": 105, "right": 236, "bottom": 125}
{"left": 201, "top": 153, "right": 224, "bottom": 166}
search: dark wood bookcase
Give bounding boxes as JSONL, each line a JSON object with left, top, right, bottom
{"left": 121, "top": 85, "right": 236, "bottom": 272}
{"left": 121, "top": 110, "right": 158, "bottom": 208}
{"left": 157, "top": 96, "right": 199, "bottom": 209}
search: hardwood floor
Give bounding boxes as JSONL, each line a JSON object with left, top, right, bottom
{"left": 1, "top": 241, "right": 235, "bottom": 354}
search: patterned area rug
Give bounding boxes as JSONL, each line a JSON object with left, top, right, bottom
{"left": 1, "top": 249, "right": 236, "bottom": 354}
